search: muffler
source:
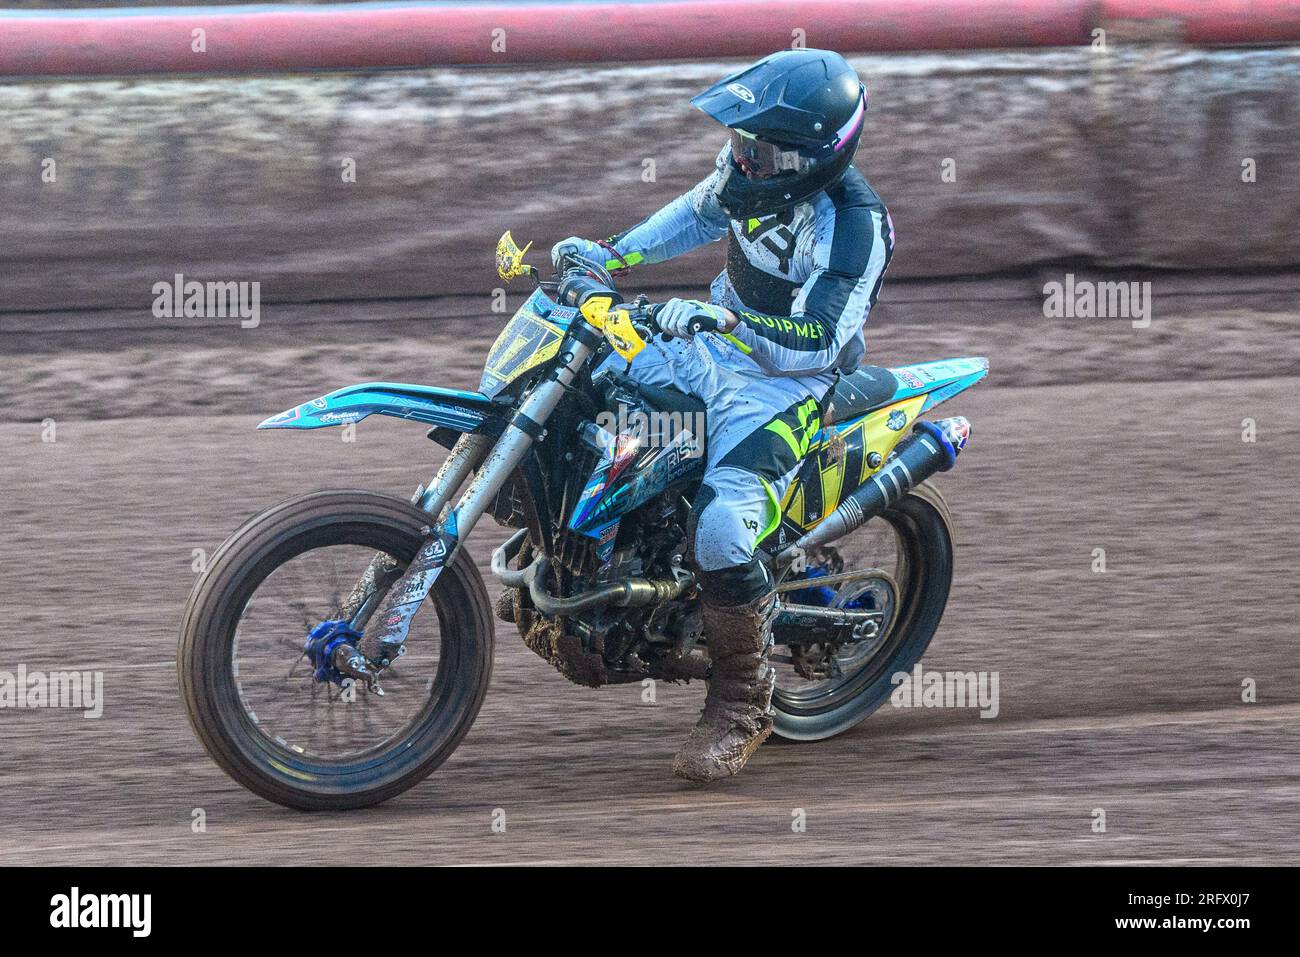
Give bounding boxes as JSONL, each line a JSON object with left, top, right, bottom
{"left": 791, "top": 417, "right": 970, "bottom": 552}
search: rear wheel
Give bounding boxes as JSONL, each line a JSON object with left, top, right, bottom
{"left": 770, "top": 486, "right": 954, "bottom": 741}
{"left": 178, "top": 490, "right": 493, "bottom": 810}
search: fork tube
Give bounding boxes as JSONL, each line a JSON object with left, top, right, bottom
{"left": 414, "top": 431, "right": 491, "bottom": 519}
{"left": 444, "top": 336, "right": 593, "bottom": 542}
{"left": 341, "top": 432, "right": 490, "bottom": 624}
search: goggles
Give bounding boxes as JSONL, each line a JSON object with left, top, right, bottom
{"left": 728, "top": 130, "right": 805, "bottom": 179}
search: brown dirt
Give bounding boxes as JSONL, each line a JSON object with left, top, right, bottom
{"left": 1, "top": 284, "right": 1297, "bottom": 865}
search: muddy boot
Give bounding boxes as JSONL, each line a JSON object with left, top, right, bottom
{"left": 672, "top": 592, "right": 777, "bottom": 783}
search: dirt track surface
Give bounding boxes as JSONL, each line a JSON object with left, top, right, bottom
{"left": 3, "top": 284, "right": 1300, "bottom": 865}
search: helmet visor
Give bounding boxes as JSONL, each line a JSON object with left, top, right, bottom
{"left": 728, "top": 130, "right": 805, "bottom": 179}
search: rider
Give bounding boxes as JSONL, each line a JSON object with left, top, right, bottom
{"left": 553, "top": 48, "right": 894, "bottom": 782}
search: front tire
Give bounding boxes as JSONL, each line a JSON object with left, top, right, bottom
{"left": 178, "top": 490, "right": 494, "bottom": 810}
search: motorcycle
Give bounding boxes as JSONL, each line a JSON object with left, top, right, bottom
{"left": 178, "top": 232, "right": 986, "bottom": 810}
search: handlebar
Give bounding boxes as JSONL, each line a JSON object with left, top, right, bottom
{"left": 641, "top": 302, "right": 720, "bottom": 338}
{"left": 554, "top": 255, "right": 721, "bottom": 340}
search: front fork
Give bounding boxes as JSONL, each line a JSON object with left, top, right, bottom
{"left": 332, "top": 334, "right": 596, "bottom": 689}
{"left": 339, "top": 430, "right": 489, "bottom": 628}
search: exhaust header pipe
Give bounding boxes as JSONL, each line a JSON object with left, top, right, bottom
{"left": 793, "top": 417, "right": 971, "bottom": 552}
{"left": 490, "top": 530, "right": 695, "bottom": 616}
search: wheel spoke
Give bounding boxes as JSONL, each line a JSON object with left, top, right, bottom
{"left": 228, "top": 543, "right": 444, "bottom": 760}
{"left": 772, "top": 515, "right": 905, "bottom": 703}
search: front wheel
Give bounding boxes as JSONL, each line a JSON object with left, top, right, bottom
{"left": 771, "top": 485, "right": 955, "bottom": 742}
{"left": 178, "top": 490, "right": 494, "bottom": 810}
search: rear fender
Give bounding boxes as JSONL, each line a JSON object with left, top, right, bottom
{"left": 889, "top": 357, "right": 988, "bottom": 413}
{"left": 258, "top": 382, "right": 499, "bottom": 433}
{"left": 907, "top": 480, "right": 956, "bottom": 548}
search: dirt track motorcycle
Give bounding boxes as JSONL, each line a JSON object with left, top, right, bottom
{"left": 179, "top": 232, "right": 985, "bottom": 810}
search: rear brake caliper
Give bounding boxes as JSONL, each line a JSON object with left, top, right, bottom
{"left": 305, "top": 620, "right": 385, "bottom": 695}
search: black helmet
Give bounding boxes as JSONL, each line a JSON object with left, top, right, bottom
{"left": 691, "top": 49, "right": 866, "bottom": 219}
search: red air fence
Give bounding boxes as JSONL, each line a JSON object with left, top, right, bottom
{"left": 0, "top": 0, "right": 1298, "bottom": 77}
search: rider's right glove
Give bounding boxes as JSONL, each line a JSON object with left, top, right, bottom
{"left": 657, "top": 298, "right": 730, "bottom": 340}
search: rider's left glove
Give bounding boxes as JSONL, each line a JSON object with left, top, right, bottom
{"left": 658, "top": 299, "right": 731, "bottom": 339}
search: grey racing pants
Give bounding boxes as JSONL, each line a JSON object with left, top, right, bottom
{"left": 601, "top": 334, "right": 826, "bottom": 605}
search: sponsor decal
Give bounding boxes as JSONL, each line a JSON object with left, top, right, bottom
{"left": 726, "top": 82, "right": 756, "bottom": 103}
{"left": 596, "top": 522, "right": 620, "bottom": 564}
{"left": 886, "top": 409, "right": 908, "bottom": 431}
{"left": 393, "top": 566, "right": 440, "bottom": 604}
{"left": 666, "top": 433, "right": 702, "bottom": 470}
{"left": 264, "top": 407, "right": 300, "bottom": 424}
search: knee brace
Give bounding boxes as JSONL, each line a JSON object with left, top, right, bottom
{"left": 688, "top": 484, "right": 775, "bottom": 606}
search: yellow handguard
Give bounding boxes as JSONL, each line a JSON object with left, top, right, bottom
{"left": 496, "top": 230, "right": 533, "bottom": 282}
{"left": 578, "top": 297, "right": 645, "bottom": 363}
{"left": 602, "top": 306, "right": 646, "bottom": 362}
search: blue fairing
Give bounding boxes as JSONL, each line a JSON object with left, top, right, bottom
{"left": 566, "top": 356, "right": 988, "bottom": 543}
{"left": 569, "top": 426, "right": 705, "bottom": 538}
{"left": 258, "top": 382, "right": 496, "bottom": 433}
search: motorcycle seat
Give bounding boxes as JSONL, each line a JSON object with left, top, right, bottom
{"left": 828, "top": 365, "right": 902, "bottom": 422}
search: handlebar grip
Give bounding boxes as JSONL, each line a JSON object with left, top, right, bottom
{"left": 686, "top": 314, "right": 720, "bottom": 335}
{"left": 645, "top": 302, "right": 720, "bottom": 336}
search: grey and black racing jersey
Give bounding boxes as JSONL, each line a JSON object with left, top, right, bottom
{"left": 604, "top": 159, "right": 894, "bottom": 390}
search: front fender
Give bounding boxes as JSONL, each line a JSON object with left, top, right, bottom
{"left": 258, "top": 382, "right": 498, "bottom": 433}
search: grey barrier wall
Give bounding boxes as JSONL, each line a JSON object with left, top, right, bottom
{"left": 2, "top": 46, "right": 1297, "bottom": 315}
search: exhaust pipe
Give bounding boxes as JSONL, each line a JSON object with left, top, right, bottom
{"left": 491, "top": 530, "right": 695, "bottom": 615}
{"left": 509, "top": 553, "right": 695, "bottom": 617}
{"left": 490, "top": 528, "right": 530, "bottom": 586}
{"left": 792, "top": 417, "right": 971, "bottom": 552}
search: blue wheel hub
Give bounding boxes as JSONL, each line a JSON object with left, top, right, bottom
{"left": 786, "top": 566, "right": 873, "bottom": 609}
{"left": 305, "top": 619, "right": 364, "bottom": 685}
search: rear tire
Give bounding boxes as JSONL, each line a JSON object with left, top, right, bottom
{"left": 772, "top": 486, "right": 954, "bottom": 742}
{"left": 178, "top": 490, "right": 493, "bottom": 810}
